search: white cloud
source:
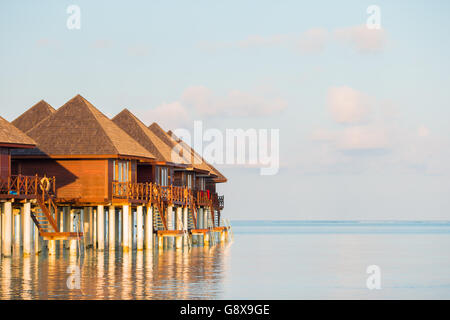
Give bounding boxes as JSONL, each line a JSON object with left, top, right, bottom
{"left": 182, "top": 85, "right": 287, "bottom": 117}
{"left": 334, "top": 25, "right": 387, "bottom": 53}
{"left": 327, "top": 86, "right": 372, "bottom": 124}
{"left": 138, "top": 101, "right": 191, "bottom": 129}
{"left": 297, "top": 28, "right": 328, "bottom": 54}
{"left": 417, "top": 125, "right": 430, "bottom": 137}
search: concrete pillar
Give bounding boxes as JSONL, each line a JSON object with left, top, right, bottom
{"left": 97, "top": 205, "right": 104, "bottom": 251}
{"left": 175, "top": 207, "right": 183, "bottom": 249}
{"left": 83, "top": 207, "right": 91, "bottom": 248}
{"left": 108, "top": 206, "right": 115, "bottom": 250}
{"left": 14, "top": 212, "right": 21, "bottom": 247}
{"left": 93, "top": 208, "right": 97, "bottom": 249}
{"left": 204, "top": 207, "right": 209, "bottom": 229}
{"left": 34, "top": 224, "right": 42, "bottom": 254}
{"left": 63, "top": 207, "right": 70, "bottom": 249}
{"left": 136, "top": 206, "right": 144, "bottom": 251}
{"left": 129, "top": 208, "right": 133, "bottom": 250}
{"left": 167, "top": 205, "right": 174, "bottom": 248}
{"left": 122, "top": 205, "right": 130, "bottom": 251}
{"left": 145, "top": 205, "right": 153, "bottom": 250}
{"left": 2, "top": 202, "right": 12, "bottom": 257}
{"left": 115, "top": 209, "right": 120, "bottom": 247}
{"left": 23, "top": 203, "right": 32, "bottom": 256}
{"left": 198, "top": 207, "right": 203, "bottom": 229}
{"left": 48, "top": 239, "right": 56, "bottom": 255}
{"left": 158, "top": 235, "right": 163, "bottom": 250}
{"left": 183, "top": 206, "right": 188, "bottom": 247}
{"left": 204, "top": 232, "right": 210, "bottom": 246}
{"left": 69, "top": 209, "right": 77, "bottom": 255}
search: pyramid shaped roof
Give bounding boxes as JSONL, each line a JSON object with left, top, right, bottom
{"left": 13, "top": 95, "right": 154, "bottom": 160}
{"left": 12, "top": 100, "right": 55, "bottom": 133}
{"left": 112, "top": 109, "right": 185, "bottom": 165}
{"left": 168, "top": 130, "right": 227, "bottom": 183}
{"left": 0, "top": 116, "right": 36, "bottom": 148}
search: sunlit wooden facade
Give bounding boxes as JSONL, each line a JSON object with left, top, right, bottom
{"left": 1, "top": 95, "right": 228, "bottom": 257}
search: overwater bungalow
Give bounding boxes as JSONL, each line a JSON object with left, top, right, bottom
{"left": 1, "top": 94, "right": 228, "bottom": 258}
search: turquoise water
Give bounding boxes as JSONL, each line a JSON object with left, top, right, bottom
{"left": 1, "top": 220, "right": 449, "bottom": 299}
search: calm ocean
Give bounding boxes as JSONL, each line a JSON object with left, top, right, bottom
{"left": 1, "top": 220, "right": 449, "bottom": 299}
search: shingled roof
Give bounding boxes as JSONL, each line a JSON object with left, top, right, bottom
{"left": 12, "top": 100, "right": 55, "bottom": 133}
{"left": 112, "top": 109, "right": 185, "bottom": 165}
{"left": 13, "top": 95, "right": 155, "bottom": 160}
{"left": 0, "top": 116, "right": 36, "bottom": 148}
{"left": 148, "top": 122, "right": 214, "bottom": 174}
{"left": 168, "top": 130, "right": 227, "bottom": 183}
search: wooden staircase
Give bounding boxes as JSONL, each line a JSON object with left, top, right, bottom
{"left": 153, "top": 202, "right": 167, "bottom": 231}
{"left": 30, "top": 179, "right": 82, "bottom": 240}
{"left": 187, "top": 207, "right": 196, "bottom": 230}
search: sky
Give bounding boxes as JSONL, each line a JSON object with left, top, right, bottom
{"left": 1, "top": 1, "right": 449, "bottom": 220}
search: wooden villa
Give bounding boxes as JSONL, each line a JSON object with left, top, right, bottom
{"left": 1, "top": 94, "right": 228, "bottom": 257}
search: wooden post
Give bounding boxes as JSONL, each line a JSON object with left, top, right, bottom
{"left": 145, "top": 205, "right": 153, "bottom": 250}
{"left": 122, "top": 205, "right": 130, "bottom": 252}
{"left": 108, "top": 206, "right": 115, "bottom": 250}
{"left": 97, "top": 205, "right": 104, "bottom": 251}
{"left": 136, "top": 206, "right": 144, "bottom": 251}
{"left": 2, "top": 202, "right": 12, "bottom": 257}
{"left": 23, "top": 202, "right": 32, "bottom": 256}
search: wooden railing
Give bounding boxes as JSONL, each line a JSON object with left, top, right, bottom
{"left": 0, "top": 174, "right": 56, "bottom": 197}
{"left": 111, "top": 181, "right": 223, "bottom": 209}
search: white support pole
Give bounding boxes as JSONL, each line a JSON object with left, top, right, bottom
{"left": 34, "top": 224, "right": 41, "bottom": 254}
{"left": 97, "top": 205, "right": 104, "bottom": 251}
{"left": 2, "top": 202, "right": 12, "bottom": 257}
{"left": 122, "top": 205, "right": 130, "bottom": 252}
{"left": 183, "top": 206, "right": 188, "bottom": 247}
{"left": 69, "top": 208, "right": 77, "bottom": 255}
{"left": 167, "top": 205, "right": 174, "bottom": 248}
{"left": 108, "top": 206, "right": 115, "bottom": 250}
{"left": 145, "top": 205, "right": 153, "bottom": 250}
{"left": 115, "top": 209, "right": 120, "bottom": 247}
{"left": 136, "top": 206, "right": 144, "bottom": 251}
{"left": 14, "top": 211, "right": 21, "bottom": 248}
{"left": 23, "top": 202, "right": 32, "bottom": 256}
{"left": 129, "top": 208, "right": 133, "bottom": 250}
{"left": 175, "top": 207, "right": 183, "bottom": 249}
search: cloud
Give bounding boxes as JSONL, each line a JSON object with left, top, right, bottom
{"left": 327, "top": 86, "right": 372, "bottom": 124}
{"left": 127, "top": 45, "right": 150, "bottom": 57}
{"left": 137, "top": 101, "right": 191, "bottom": 129}
{"left": 236, "top": 34, "right": 289, "bottom": 48}
{"left": 334, "top": 25, "right": 387, "bottom": 53}
{"left": 296, "top": 28, "right": 328, "bottom": 54}
{"left": 417, "top": 125, "right": 430, "bottom": 137}
{"left": 181, "top": 85, "right": 287, "bottom": 117}
{"left": 92, "top": 39, "right": 112, "bottom": 49}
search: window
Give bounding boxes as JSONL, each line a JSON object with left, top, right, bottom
{"left": 186, "top": 173, "right": 193, "bottom": 189}
{"left": 114, "top": 160, "right": 130, "bottom": 183}
{"left": 156, "top": 166, "right": 169, "bottom": 186}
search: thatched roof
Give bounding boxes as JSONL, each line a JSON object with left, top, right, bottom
{"left": 112, "top": 109, "right": 184, "bottom": 165}
{"left": 168, "top": 130, "right": 227, "bottom": 183}
{"left": 0, "top": 116, "right": 36, "bottom": 148}
{"left": 12, "top": 95, "right": 155, "bottom": 160}
{"left": 12, "top": 100, "right": 55, "bottom": 133}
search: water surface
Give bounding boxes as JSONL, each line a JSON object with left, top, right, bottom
{"left": 1, "top": 220, "right": 449, "bottom": 299}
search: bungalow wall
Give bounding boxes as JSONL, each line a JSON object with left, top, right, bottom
{"left": 14, "top": 158, "right": 109, "bottom": 203}
{"left": 0, "top": 148, "right": 11, "bottom": 179}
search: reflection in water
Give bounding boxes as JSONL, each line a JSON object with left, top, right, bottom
{"left": 0, "top": 244, "right": 230, "bottom": 300}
